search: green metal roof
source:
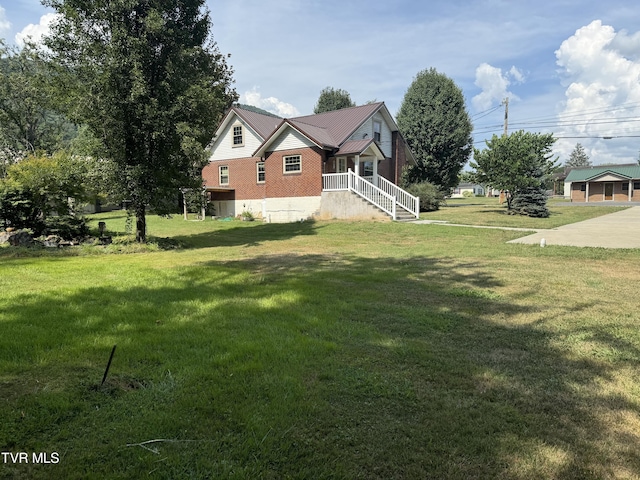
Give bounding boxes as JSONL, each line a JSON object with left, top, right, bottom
{"left": 565, "top": 164, "right": 640, "bottom": 182}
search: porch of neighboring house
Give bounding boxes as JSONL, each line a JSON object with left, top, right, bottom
{"left": 571, "top": 178, "right": 640, "bottom": 203}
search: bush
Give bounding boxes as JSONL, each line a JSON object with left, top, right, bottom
{"left": 405, "top": 182, "right": 445, "bottom": 211}
{"left": 462, "top": 190, "right": 474, "bottom": 198}
{"left": 44, "top": 215, "right": 89, "bottom": 239}
{"left": 510, "top": 187, "right": 549, "bottom": 218}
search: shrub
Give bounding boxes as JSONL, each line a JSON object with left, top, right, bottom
{"left": 405, "top": 182, "right": 445, "bottom": 211}
{"left": 510, "top": 187, "right": 549, "bottom": 218}
{"left": 462, "top": 190, "right": 474, "bottom": 198}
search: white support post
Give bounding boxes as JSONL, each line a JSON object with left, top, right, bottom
{"left": 585, "top": 182, "right": 589, "bottom": 203}
{"left": 629, "top": 180, "right": 633, "bottom": 202}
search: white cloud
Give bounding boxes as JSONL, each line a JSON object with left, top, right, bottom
{"left": 240, "top": 87, "right": 300, "bottom": 117}
{"left": 554, "top": 20, "right": 640, "bottom": 164}
{"left": 472, "top": 63, "right": 523, "bottom": 111}
{"left": 0, "top": 7, "right": 11, "bottom": 36}
{"left": 15, "top": 13, "right": 59, "bottom": 46}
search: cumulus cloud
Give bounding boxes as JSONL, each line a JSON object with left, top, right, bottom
{"left": 472, "top": 63, "right": 524, "bottom": 111}
{"left": 554, "top": 20, "right": 640, "bottom": 163}
{"left": 240, "top": 87, "right": 300, "bottom": 117}
{"left": 15, "top": 13, "right": 59, "bottom": 46}
{"left": 0, "top": 7, "right": 11, "bottom": 36}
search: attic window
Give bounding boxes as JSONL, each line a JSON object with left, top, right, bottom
{"left": 232, "top": 124, "right": 244, "bottom": 147}
{"left": 373, "top": 121, "right": 381, "bottom": 142}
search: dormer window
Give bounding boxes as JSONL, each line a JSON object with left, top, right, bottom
{"left": 373, "top": 121, "right": 381, "bottom": 142}
{"left": 232, "top": 124, "right": 244, "bottom": 147}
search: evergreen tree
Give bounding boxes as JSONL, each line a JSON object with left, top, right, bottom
{"left": 565, "top": 143, "right": 591, "bottom": 168}
{"left": 313, "top": 87, "right": 355, "bottom": 114}
{"left": 510, "top": 186, "right": 549, "bottom": 218}
{"left": 396, "top": 68, "right": 473, "bottom": 190}
{"left": 44, "top": 0, "right": 237, "bottom": 242}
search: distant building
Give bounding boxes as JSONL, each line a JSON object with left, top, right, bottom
{"left": 451, "top": 183, "right": 485, "bottom": 198}
{"left": 564, "top": 164, "right": 640, "bottom": 202}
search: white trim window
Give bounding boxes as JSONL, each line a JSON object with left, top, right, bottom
{"left": 283, "top": 155, "right": 301, "bottom": 174}
{"left": 219, "top": 165, "right": 229, "bottom": 185}
{"left": 337, "top": 157, "right": 347, "bottom": 173}
{"left": 256, "top": 161, "right": 265, "bottom": 183}
{"left": 232, "top": 124, "right": 244, "bottom": 147}
{"left": 373, "top": 121, "right": 382, "bottom": 142}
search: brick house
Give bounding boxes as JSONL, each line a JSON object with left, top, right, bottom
{"left": 564, "top": 164, "right": 640, "bottom": 202}
{"left": 202, "top": 102, "right": 419, "bottom": 222}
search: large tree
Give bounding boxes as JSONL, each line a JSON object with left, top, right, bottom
{"left": 396, "top": 68, "right": 473, "bottom": 190}
{"left": 313, "top": 87, "right": 355, "bottom": 114}
{"left": 471, "top": 130, "right": 557, "bottom": 213}
{"left": 44, "top": 0, "right": 237, "bottom": 242}
{"left": 565, "top": 143, "right": 591, "bottom": 168}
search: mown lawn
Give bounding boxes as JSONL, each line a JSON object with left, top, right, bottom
{"left": 424, "top": 197, "right": 629, "bottom": 229}
{"left": 2, "top": 212, "right": 640, "bottom": 479}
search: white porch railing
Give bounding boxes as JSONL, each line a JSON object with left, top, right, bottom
{"left": 322, "top": 170, "right": 419, "bottom": 220}
{"left": 322, "top": 172, "right": 349, "bottom": 191}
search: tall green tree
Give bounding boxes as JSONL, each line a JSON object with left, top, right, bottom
{"left": 471, "top": 130, "right": 557, "bottom": 212}
{"left": 313, "top": 87, "right": 355, "bottom": 114}
{"left": 396, "top": 68, "right": 473, "bottom": 190}
{"left": 0, "top": 40, "right": 75, "bottom": 153}
{"left": 44, "top": 0, "right": 237, "bottom": 242}
{"left": 565, "top": 143, "right": 591, "bottom": 168}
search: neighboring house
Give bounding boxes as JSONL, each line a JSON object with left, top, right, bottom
{"left": 564, "top": 164, "right": 640, "bottom": 202}
{"left": 451, "top": 183, "right": 485, "bottom": 198}
{"left": 202, "top": 102, "right": 419, "bottom": 222}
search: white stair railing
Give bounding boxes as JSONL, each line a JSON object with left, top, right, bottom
{"left": 375, "top": 176, "right": 419, "bottom": 219}
{"left": 348, "top": 170, "right": 396, "bottom": 220}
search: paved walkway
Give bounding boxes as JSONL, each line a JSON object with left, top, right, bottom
{"left": 414, "top": 207, "right": 640, "bottom": 249}
{"left": 507, "top": 206, "right": 640, "bottom": 248}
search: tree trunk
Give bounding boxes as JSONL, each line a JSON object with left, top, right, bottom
{"left": 135, "top": 204, "right": 146, "bottom": 243}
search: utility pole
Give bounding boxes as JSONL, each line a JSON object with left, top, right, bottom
{"left": 502, "top": 97, "right": 509, "bottom": 136}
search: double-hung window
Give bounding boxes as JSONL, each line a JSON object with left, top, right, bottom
{"left": 373, "top": 121, "right": 382, "bottom": 142}
{"left": 283, "top": 155, "right": 301, "bottom": 173}
{"left": 257, "top": 161, "right": 265, "bottom": 183}
{"left": 219, "top": 165, "right": 229, "bottom": 185}
{"left": 232, "top": 124, "right": 244, "bottom": 147}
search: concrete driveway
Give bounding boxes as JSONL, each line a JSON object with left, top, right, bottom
{"left": 508, "top": 206, "right": 640, "bottom": 249}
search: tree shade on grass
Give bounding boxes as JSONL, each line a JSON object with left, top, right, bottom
{"left": 2, "top": 214, "right": 640, "bottom": 478}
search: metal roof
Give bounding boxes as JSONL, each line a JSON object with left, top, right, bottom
{"left": 291, "top": 102, "right": 385, "bottom": 146}
{"left": 565, "top": 164, "right": 640, "bottom": 182}
{"left": 233, "top": 107, "right": 281, "bottom": 140}
{"left": 334, "top": 139, "right": 382, "bottom": 157}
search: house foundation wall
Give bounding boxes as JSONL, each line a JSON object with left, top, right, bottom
{"left": 318, "top": 191, "right": 390, "bottom": 221}
{"left": 212, "top": 196, "right": 321, "bottom": 223}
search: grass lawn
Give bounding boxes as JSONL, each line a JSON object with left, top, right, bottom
{"left": 2, "top": 211, "right": 640, "bottom": 479}
{"left": 424, "top": 197, "right": 629, "bottom": 229}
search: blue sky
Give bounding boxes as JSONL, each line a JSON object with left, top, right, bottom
{"left": 2, "top": 0, "right": 640, "bottom": 165}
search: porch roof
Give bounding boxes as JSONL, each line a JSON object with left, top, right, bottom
{"left": 334, "top": 139, "right": 384, "bottom": 158}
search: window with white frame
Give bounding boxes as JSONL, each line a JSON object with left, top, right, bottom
{"left": 219, "top": 165, "right": 229, "bottom": 185}
{"left": 337, "top": 157, "right": 347, "bottom": 173}
{"left": 363, "top": 161, "right": 373, "bottom": 176}
{"left": 256, "top": 161, "right": 265, "bottom": 183}
{"left": 232, "top": 124, "right": 244, "bottom": 147}
{"left": 373, "top": 121, "right": 382, "bottom": 142}
{"left": 283, "top": 155, "right": 301, "bottom": 173}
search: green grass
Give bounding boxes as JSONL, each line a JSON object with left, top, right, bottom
{"left": 2, "top": 212, "right": 640, "bottom": 478}
{"left": 425, "top": 197, "right": 629, "bottom": 229}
